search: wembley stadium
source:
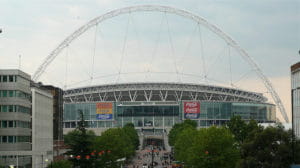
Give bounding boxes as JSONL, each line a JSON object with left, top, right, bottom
{"left": 63, "top": 82, "right": 276, "bottom": 134}
{"left": 28, "top": 5, "right": 283, "bottom": 136}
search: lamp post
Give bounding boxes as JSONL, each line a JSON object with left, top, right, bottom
{"left": 45, "top": 159, "right": 53, "bottom": 168}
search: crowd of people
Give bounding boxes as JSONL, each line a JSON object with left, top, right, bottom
{"left": 125, "top": 145, "right": 173, "bottom": 168}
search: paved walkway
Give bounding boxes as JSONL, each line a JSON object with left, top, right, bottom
{"left": 125, "top": 146, "right": 173, "bottom": 168}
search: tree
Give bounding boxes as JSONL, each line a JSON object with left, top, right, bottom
{"left": 174, "top": 127, "right": 198, "bottom": 162}
{"left": 48, "top": 160, "right": 72, "bottom": 168}
{"left": 226, "top": 116, "right": 262, "bottom": 145}
{"left": 93, "top": 128, "right": 135, "bottom": 167}
{"left": 187, "top": 127, "right": 240, "bottom": 168}
{"left": 123, "top": 123, "right": 140, "bottom": 149}
{"left": 168, "top": 120, "right": 197, "bottom": 146}
{"left": 238, "top": 124, "right": 300, "bottom": 168}
{"left": 64, "top": 110, "right": 96, "bottom": 167}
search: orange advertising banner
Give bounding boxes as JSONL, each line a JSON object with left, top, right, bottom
{"left": 96, "top": 102, "right": 112, "bottom": 109}
{"left": 96, "top": 102, "right": 113, "bottom": 114}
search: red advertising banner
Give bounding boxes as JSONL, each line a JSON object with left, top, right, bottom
{"left": 184, "top": 102, "right": 200, "bottom": 119}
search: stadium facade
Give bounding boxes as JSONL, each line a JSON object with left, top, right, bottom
{"left": 63, "top": 82, "right": 276, "bottom": 134}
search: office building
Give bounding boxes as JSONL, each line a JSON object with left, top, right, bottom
{"left": 291, "top": 62, "right": 300, "bottom": 138}
{"left": 0, "top": 70, "right": 32, "bottom": 167}
{"left": 0, "top": 69, "right": 54, "bottom": 168}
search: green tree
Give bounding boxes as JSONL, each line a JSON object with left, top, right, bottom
{"left": 174, "top": 127, "right": 197, "bottom": 162}
{"left": 226, "top": 116, "right": 261, "bottom": 145}
{"left": 64, "top": 110, "right": 96, "bottom": 167}
{"left": 168, "top": 120, "right": 197, "bottom": 146}
{"left": 123, "top": 123, "right": 140, "bottom": 149}
{"left": 187, "top": 127, "right": 240, "bottom": 168}
{"left": 47, "top": 160, "right": 72, "bottom": 168}
{"left": 93, "top": 128, "right": 135, "bottom": 168}
{"left": 238, "top": 124, "right": 299, "bottom": 168}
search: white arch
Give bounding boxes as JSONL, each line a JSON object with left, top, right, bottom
{"left": 32, "top": 5, "right": 289, "bottom": 122}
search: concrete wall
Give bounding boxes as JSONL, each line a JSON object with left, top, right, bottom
{"left": 31, "top": 88, "right": 53, "bottom": 168}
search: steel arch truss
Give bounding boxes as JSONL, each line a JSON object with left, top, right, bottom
{"left": 63, "top": 82, "right": 267, "bottom": 103}
{"left": 33, "top": 5, "right": 288, "bottom": 122}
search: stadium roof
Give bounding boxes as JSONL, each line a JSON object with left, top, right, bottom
{"left": 64, "top": 82, "right": 268, "bottom": 103}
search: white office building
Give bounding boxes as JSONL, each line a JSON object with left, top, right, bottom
{"left": 0, "top": 69, "right": 54, "bottom": 168}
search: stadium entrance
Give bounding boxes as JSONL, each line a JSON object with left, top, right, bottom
{"left": 140, "top": 128, "right": 168, "bottom": 150}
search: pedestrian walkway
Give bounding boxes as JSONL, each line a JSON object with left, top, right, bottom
{"left": 125, "top": 146, "right": 173, "bottom": 168}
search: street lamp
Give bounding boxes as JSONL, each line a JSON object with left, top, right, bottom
{"left": 45, "top": 159, "right": 53, "bottom": 168}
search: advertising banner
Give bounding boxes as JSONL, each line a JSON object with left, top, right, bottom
{"left": 184, "top": 101, "right": 200, "bottom": 119}
{"left": 96, "top": 102, "right": 113, "bottom": 120}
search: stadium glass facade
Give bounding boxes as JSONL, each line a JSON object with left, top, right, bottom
{"left": 63, "top": 101, "right": 276, "bottom": 129}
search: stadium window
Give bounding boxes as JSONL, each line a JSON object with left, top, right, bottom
{"left": 70, "top": 122, "right": 76, "bottom": 128}
{"left": 65, "top": 122, "right": 70, "bottom": 128}
{"left": 9, "top": 75, "right": 14, "bottom": 82}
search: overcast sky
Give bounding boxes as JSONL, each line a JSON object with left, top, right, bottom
{"left": 0, "top": 0, "right": 299, "bottom": 122}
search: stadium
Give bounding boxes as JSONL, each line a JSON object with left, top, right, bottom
{"left": 30, "top": 5, "right": 284, "bottom": 140}
{"left": 63, "top": 82, "right": 276, "bottom": 135}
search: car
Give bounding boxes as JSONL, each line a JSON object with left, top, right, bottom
{"left": 142, "top": 163, "right": 148, "bottom": 168}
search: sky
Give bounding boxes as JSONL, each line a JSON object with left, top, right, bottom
{"left": 0, "top": 0, "right": 299, "bottom": 122}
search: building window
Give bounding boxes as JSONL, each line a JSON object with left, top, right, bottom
{"left": 8, "top": 121, "right": 14, "bottom": 128}
{"left": 0, "top": 105, "right": 8, "bottom": 112}
{"left": 18, "top": 106, "right": 30, "bottom": 114}
{"left": 9, "top": 75, "right": 14, "bottom": 82}
{"left": 2, "top": 76, "right": 7, "bottom": 82}
{"left": 2, "top": 136, "right": 7, "bottom": 143}
{"left": 1, "top": 121, "right": 7, "bottom": 128}
{"left": 2, "top": 90, "right": 7, "bottom": 97}
{"left": 9, "top": 90, "right": 15, "bottom": 97}
{"left": 8, "top": 105, "right": 14, "bottom": 112}
{"left": 8, "top": 136, "right": 14, "bottom": 143}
